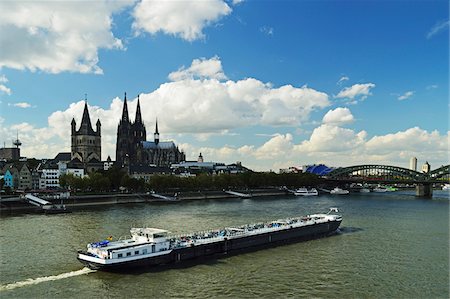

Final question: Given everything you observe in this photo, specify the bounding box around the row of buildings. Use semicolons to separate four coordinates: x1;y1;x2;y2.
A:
1;94;249;191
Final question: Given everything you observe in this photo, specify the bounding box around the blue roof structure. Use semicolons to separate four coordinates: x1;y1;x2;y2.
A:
305;164;334;176
142;141;176;149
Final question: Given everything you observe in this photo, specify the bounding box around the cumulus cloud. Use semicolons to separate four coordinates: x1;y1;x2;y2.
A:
336;83;375;101
296;124;367;153
398;91;414;101
0;1;132;74
426;19;449;39
168;56;227;81
0;84;11;95
322;107;354;125
2;57;328;160
132;0;232;41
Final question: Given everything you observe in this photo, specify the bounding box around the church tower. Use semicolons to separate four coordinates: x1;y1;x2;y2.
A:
154;119;160;145
132;95;146;158
71;101;101;163
116;93;147;166
116;93;132;166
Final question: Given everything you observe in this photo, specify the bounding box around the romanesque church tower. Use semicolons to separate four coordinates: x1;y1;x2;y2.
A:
116;93;146;166
71;102;101;163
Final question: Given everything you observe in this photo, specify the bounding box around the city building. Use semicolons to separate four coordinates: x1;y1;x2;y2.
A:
116;93;185;168
3;169;15;188
104;156;114;171
422;161;431;174
18;163;32;190
71;101;101;164
410;157;417;171
171;155;250;176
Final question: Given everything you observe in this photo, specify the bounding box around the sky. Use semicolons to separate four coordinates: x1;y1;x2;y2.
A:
0;0;448;171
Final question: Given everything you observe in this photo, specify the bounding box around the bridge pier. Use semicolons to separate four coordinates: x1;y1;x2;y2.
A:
416;183;433;198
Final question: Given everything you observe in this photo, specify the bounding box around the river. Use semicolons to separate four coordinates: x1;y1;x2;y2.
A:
1;190;448;298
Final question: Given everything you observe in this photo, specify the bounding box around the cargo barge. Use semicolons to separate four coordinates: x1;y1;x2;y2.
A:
77;208;342;271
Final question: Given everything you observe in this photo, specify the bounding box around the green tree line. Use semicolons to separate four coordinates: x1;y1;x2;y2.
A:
60;168;320;193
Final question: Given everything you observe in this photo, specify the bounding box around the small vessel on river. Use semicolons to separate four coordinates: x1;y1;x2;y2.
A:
294;188;318;196
77;208;342;271
330;187;349;195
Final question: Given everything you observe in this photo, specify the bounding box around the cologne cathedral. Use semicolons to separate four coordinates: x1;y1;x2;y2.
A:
116;93;185;167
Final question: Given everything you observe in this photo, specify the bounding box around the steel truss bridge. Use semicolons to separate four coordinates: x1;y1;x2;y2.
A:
326;164;449;184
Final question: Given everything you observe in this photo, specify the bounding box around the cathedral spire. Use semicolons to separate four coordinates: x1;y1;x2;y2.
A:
135;95;142;124
121;92;129;122
154;118;159;145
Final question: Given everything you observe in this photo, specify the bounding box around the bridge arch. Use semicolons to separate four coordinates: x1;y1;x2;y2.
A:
327;164;426;181
429;165;449;180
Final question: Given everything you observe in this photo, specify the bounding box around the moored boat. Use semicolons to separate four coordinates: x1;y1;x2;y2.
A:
294;188;318;196
373;186;387;193
77;208;342;271
330;187;349;195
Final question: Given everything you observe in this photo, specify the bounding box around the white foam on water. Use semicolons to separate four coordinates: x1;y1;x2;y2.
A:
0;267;96;291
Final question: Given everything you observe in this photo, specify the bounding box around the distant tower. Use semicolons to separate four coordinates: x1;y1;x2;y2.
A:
71;100;101;163
422;161;430;174
12;131;22;149
116;93;146;166
198;153;204;163
410;157;417;171
154;119;160;145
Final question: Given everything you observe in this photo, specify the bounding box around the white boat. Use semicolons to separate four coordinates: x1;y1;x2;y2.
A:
373;186;387;193
359;188;370;193
294;188;318;196
442;184;450;191
330;187;349;195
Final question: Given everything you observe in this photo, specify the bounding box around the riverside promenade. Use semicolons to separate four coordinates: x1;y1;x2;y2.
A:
0;188;287;214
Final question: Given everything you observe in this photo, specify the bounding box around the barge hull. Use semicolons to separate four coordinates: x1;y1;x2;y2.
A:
78;220;341;271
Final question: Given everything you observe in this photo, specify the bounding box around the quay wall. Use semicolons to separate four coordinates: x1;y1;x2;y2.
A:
0;188;288;214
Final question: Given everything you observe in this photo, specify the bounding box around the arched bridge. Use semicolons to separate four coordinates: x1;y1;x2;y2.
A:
327;164;449;183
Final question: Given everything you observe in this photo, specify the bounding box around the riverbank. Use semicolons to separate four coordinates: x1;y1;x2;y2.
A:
0;188;288;214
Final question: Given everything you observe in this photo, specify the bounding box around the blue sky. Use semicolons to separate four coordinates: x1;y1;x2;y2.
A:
0;0;448;171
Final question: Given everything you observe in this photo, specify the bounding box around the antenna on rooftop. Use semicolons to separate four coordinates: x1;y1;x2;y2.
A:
13;130;22;148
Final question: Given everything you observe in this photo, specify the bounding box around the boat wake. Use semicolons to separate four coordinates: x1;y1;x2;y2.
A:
0;267;96;292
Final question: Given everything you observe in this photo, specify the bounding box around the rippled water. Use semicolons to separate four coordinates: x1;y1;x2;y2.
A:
1;190;448;298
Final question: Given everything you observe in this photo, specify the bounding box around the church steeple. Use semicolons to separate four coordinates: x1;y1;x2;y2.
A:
135;95;142;124
121;92;129;123
79;101;94;134
154;119;159;145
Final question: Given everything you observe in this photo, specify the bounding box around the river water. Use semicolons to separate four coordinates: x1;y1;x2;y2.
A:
1;190;448;298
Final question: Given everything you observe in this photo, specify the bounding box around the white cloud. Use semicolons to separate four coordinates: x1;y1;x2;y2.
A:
398;91;414;101
322;107;354;125
168;56;227;81
260;26;274;36
0;84;11;95
0;74;11;94
13;102;31;108
336;83;375;101
0;1;132;74
232;0;245;5
337;76;349;85
426;84;438;90
296;124;367;153
365;127;448;154
254;134;293;159
132;0;232;41
426;20;449;39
